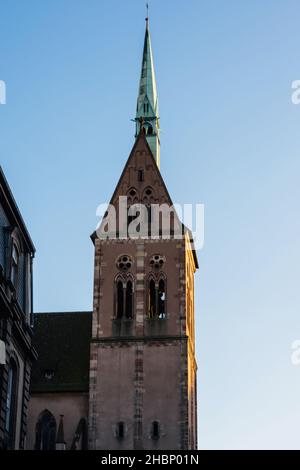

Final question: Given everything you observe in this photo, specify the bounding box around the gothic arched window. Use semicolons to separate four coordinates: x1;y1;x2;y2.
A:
5;358;18;449
35;410;56;450
70;418;88;450
116;280;124;319
143;187;154;205
10;244;19;287
148;278;156;319
126;280;133;319
115;274;134;320
151;420;160;440
158;279;166;319
147;276;167;320
116;421;125;439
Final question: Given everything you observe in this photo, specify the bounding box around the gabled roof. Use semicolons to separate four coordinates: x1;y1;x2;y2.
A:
109;130;173;207
91;132;199;269
31;311;92;393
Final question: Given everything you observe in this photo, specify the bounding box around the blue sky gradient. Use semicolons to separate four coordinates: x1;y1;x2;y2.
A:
1;0;300;449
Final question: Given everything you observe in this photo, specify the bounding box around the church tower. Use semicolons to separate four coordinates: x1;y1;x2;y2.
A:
88;17;198;450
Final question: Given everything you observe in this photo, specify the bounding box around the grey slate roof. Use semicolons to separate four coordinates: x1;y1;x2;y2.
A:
31;311;92;393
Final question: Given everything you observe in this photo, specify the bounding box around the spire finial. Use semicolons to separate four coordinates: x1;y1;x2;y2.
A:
135;2;160;167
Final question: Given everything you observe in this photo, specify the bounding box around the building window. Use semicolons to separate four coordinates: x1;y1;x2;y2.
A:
10;244;19;287
116;421;125;439
5;359;18;449
147;277;166;320
143;103;150;113
116;280;124;319
143;187;154;207
149;279;156;318
150;254;165;270
158;279;166;319
129;188;137;197
116;254;133;272
44;369;55;381
145;188;152;196
137;169;144;182
115;277;134;320
35;410;56;450
151;421;160;440
70;418;88;450
126;280;133;319
147;125;153;135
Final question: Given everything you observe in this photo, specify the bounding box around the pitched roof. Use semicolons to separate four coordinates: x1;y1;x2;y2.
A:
31;311;92;393
110;130;173;208
91;131;199;269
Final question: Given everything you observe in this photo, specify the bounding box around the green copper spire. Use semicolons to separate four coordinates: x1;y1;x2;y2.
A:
135;16;160;168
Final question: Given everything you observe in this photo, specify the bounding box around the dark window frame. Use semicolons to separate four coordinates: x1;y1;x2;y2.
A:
10;243;19;288
5;358;19;449
151;420;160;440
116;421;125;439
137;169;144;182
34;410;57;451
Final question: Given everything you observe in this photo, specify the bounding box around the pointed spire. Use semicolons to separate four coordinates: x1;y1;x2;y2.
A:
135;13;160;168
136;17;158;118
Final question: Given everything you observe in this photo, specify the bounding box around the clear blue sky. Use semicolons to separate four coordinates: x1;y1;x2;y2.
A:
1;0;300;450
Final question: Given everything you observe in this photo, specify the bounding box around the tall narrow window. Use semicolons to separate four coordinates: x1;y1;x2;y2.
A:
148;276;167;320
35;410;56;450
149;279;156;318
126;280;133;319
116;421;125;439
147;205;152;236
10;245;19;287
158;279;166;319
70;418;88;450
151;421;160;440
117;281;124;319
5;359;18;449
137;169;144;182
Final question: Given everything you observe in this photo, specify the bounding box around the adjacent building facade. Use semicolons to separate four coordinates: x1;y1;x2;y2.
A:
0;166;36;449
26;312;91;450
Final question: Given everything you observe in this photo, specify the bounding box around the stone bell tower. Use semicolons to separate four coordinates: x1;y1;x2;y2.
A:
88;17;198;451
